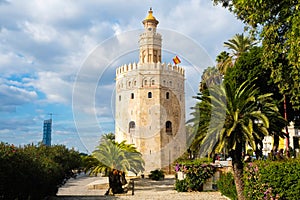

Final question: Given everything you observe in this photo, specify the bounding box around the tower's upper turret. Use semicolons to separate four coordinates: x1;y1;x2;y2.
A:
139;8;162;64
142;8;159;31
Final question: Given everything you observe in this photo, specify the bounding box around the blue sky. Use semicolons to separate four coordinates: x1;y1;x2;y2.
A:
0;0;244;153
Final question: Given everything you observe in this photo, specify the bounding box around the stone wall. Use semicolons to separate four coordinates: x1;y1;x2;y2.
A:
115;62;186;173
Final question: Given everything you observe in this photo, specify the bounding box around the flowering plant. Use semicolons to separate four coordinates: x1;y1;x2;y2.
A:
175;162;215;192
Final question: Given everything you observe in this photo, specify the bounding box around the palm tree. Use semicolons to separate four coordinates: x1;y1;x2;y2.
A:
188;66;222;154
199;66;222;92
224;33;256;60
115;141;145;175
84;137;144;194
100;133;115;142
198;80;285;200
187;90;211;154
216;51;233;75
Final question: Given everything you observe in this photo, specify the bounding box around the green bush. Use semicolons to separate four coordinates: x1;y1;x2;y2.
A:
217;172;237;200
174;162;215;192
243;159;300;200
175;157;212;166
149;169;165;181
175;179;189;192
0;142;82;199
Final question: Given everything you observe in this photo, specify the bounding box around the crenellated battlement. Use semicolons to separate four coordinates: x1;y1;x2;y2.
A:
116;62;185;77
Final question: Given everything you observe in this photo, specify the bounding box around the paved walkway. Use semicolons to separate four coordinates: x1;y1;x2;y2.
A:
52;174;228;200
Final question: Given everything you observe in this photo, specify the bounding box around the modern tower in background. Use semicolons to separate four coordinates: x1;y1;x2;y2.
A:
42;119;52;146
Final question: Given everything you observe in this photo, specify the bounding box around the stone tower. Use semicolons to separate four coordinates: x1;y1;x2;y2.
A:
115;8;186;173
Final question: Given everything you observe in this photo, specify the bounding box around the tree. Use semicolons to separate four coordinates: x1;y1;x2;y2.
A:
115;141;145;175
84;137;144;194
224;46;289;152
216;33;255;75
199;66;222;92
216;51;233;75
198;80;285;200
212;0;300;109
0;143;82;199
187;90;211;154
100;133;115;142
189;66;222;154
224;33;255;59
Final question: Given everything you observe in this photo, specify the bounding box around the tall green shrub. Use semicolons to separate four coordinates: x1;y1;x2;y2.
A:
217;172;237;200
0;142;82;199
244;159;300;200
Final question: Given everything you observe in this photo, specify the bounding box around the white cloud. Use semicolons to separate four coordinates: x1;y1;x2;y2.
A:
22;21;58;43
21;0;82;24
0;129;10;134
25;71;72;104
0;78;38;112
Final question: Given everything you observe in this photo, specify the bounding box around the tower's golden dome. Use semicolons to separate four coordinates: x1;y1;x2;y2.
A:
143;8;159;25
145;8;156;20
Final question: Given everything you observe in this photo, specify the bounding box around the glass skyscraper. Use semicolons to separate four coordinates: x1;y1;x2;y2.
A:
42;119;52;146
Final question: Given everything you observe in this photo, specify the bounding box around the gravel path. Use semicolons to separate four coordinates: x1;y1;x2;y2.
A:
53;175;228;200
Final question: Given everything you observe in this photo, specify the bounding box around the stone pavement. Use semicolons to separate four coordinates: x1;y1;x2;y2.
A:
52;174;228;200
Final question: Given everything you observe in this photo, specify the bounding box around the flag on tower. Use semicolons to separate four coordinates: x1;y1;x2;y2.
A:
173;55;181;65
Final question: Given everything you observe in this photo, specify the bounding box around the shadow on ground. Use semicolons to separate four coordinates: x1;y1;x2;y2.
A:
133;177;175;192
49;195;119;200
54;176;176;199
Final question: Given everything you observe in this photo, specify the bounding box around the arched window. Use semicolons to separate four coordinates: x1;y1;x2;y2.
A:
163;80;166;85
166;121;172;135
129;121;135;133
169;81;172;87
144;80;147;86
128;81;131;87
151;80;155;85
148;92;152;98
134;81;137;86
119;95;121;101
166;92;170;99
131;93;134;99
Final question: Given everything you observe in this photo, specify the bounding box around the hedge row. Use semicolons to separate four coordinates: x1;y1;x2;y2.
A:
243;159;300;200
0;142;82;200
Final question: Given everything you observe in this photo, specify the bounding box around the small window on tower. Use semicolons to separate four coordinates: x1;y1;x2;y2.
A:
166;92;170;99
119;95;121;101
166;121;172;135
144;80;147;86
148;92;152;98
131;93;134;99
129;121;135;133
152;80;155;85
128;81;131;87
